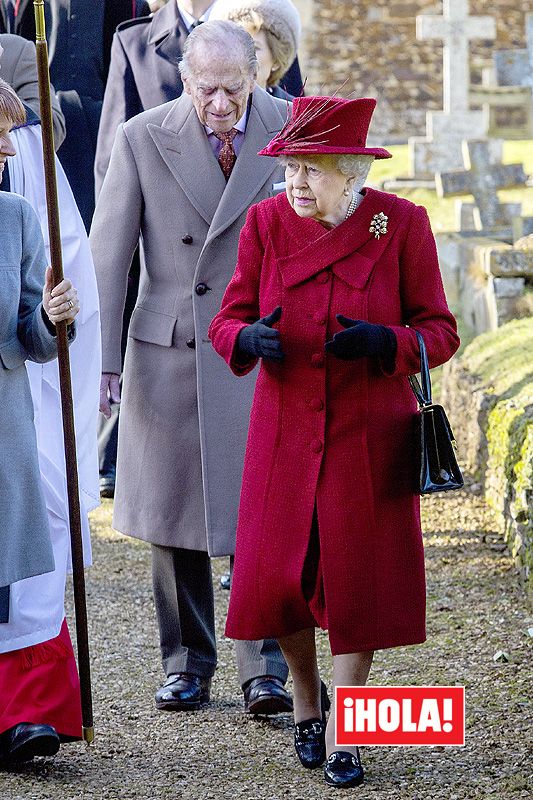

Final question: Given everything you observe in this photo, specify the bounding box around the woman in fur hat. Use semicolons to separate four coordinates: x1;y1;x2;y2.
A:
210;0;301;97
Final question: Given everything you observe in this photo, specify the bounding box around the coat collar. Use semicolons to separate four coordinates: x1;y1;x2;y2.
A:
275;189;401;289
147;87;287;235
147;0;185;45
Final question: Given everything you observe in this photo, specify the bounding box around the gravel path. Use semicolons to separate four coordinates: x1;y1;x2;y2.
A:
2;477;531;799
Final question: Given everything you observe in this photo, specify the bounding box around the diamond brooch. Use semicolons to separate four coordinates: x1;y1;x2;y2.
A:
369;212;388;239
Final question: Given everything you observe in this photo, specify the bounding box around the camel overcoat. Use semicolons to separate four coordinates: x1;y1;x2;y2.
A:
0;193;58;587
209;190;460;654
90;88;288;555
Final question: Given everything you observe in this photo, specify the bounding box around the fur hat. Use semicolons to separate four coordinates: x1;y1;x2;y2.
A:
258;96;392;159
210;0;301;85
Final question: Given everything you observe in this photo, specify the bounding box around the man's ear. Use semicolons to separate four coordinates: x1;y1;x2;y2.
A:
182;77;192;96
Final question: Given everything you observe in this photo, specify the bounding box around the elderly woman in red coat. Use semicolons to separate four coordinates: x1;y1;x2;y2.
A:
209;96;459;789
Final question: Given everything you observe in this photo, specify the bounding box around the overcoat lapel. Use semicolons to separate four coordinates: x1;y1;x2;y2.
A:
147;0;186;99
147;96;226;226
277;189;402;288
205;88;286;245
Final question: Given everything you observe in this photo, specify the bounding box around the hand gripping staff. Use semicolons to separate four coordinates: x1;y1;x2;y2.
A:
33;0;94;745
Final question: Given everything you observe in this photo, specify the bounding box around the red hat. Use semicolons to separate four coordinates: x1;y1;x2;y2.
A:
258;96;392;159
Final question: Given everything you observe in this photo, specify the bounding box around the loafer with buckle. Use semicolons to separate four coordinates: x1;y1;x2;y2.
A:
324;749;364;788
294;717;326;768
155;673;211;711
0;723;60;763
243;676;293;715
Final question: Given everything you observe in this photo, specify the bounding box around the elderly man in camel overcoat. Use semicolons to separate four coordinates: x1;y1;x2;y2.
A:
90;20;292;714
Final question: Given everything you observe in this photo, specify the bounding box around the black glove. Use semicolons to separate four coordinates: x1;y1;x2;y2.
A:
237;306;285;362
325;315;397;361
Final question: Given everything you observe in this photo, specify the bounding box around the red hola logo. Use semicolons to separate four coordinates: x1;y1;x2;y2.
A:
335;686;465;746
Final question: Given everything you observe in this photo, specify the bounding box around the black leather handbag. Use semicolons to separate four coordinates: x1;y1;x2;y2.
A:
409;330;464;495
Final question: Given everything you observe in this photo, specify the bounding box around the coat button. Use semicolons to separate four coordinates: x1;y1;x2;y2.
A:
313;312;327;325
182;234;193;244
311;353;325;368
309;398;324;412
310;439;323;453
316;272;330;284
186;337;195;349
195;282;210;296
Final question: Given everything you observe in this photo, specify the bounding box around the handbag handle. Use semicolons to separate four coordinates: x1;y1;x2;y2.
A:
408;330;432;407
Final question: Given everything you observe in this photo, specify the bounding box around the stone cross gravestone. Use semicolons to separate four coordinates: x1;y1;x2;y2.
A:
494;13;533;89
436;140;527;230
409;0;497;177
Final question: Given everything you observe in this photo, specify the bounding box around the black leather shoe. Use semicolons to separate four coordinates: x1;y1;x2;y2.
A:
0;723;60;763
155;673;211;711
99;471;115;499
243;676;293;715
294;718;326;768
220;573;231;590
324;750;364;788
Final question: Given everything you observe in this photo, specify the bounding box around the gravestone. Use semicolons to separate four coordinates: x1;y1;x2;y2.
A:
474;14;533;140
494;13;533;89
436;140;527;232
469;86;533;140
409;0;497;177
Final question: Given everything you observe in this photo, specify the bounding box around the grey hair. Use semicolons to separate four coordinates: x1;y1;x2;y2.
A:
278;153;374;191
337;154;374;190
178;20;258;80
209;0;301;87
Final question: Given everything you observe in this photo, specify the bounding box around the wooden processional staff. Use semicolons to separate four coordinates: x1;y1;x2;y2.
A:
33;0;94;744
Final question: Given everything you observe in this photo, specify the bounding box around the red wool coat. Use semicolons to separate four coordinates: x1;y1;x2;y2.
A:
209;188;459;654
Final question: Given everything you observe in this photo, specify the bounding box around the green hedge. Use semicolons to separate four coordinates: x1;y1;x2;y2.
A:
460;318;533;592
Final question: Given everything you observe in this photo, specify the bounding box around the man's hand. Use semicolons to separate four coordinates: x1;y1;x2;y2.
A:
100;373;121;418
237;306;285;362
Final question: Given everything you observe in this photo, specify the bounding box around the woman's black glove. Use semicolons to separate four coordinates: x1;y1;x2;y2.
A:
325;315;397;361
237;306;285;362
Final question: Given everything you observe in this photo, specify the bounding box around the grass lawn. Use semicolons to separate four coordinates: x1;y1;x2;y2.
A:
369;140;533;233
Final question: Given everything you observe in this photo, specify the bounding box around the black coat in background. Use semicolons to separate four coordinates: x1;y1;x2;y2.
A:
94;0;303;194
0;0;150;229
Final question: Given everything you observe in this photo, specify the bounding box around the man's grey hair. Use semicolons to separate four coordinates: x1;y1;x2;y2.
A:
178;20;258;80
279;153;374;191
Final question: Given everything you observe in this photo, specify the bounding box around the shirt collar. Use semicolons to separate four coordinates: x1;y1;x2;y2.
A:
204;108;248;137
177;2;214;31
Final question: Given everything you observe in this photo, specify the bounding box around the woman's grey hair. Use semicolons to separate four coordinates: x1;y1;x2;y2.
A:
279;153;374;191
209;0;301;87
178;20;258;80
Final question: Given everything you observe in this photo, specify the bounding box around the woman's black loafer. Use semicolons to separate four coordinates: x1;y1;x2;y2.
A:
294;718;326;768
324;749;364;788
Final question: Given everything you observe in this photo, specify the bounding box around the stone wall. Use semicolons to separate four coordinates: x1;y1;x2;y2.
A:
441;318;533;595
294;0;532;142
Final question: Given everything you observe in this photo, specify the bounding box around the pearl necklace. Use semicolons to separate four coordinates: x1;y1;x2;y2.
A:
345;190;362;220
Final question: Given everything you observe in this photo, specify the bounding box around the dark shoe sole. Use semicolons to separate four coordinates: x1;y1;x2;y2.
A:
324;772;364;788
155;693;210;712
246;694;294;715
8;733;60;763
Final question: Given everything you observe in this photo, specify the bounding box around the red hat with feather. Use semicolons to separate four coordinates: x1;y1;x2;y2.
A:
258;96;392;159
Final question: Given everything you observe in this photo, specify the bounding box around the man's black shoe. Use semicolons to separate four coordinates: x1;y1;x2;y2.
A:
0;723;60;763
155;673;211;711
243;676;293;715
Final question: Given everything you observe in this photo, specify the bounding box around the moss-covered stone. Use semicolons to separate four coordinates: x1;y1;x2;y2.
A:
442;318;533;593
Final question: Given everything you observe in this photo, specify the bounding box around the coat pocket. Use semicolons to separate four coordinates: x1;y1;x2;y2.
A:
128;306;177;347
